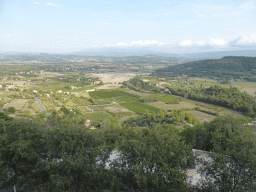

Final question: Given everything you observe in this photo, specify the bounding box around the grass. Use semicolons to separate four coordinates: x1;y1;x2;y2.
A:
83;112;111;121
158;95;180;104
119;102;161;114
186;111;216;121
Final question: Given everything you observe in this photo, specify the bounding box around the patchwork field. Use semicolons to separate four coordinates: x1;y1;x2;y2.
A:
83;112;111;121
3;99;28;110
88;103;130;113
89;90;127;99
142;94;180;104
186;111;216;122
125;90;152;97
147;100;197;110
119;102;161;114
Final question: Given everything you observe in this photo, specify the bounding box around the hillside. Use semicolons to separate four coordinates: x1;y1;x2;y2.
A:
155;56;256;81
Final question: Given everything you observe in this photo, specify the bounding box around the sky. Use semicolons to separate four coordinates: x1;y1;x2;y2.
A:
0;0;256;53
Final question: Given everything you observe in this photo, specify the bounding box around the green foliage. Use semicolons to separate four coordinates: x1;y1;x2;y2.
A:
123;76;163;93
99;81;104;85
110;128;193;191
196;118;256;191
123;111;199;128
0;119;112;191
7;107;15;114
156;56;256;81
180;115;250;151
0;112;13;121
167;85;256;117
141;94;180;104
59;105;73;115
22;111;31;118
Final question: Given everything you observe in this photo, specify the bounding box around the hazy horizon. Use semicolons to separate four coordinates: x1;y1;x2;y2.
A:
0;0;256;54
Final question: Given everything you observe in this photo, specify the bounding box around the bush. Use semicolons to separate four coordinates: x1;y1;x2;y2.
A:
23;111;31;118
8;107;15;113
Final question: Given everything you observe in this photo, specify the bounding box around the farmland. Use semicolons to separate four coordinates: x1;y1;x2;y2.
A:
119;102;161;114
0;54;255;127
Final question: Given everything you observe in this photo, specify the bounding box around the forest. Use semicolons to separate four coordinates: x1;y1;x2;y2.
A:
0;110;255;191
166;85;256;117
155;56;256;81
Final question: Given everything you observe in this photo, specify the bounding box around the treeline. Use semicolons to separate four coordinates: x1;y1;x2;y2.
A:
0;112;256;191
155;56;256;81
123;110;199;129
167;85;256;117
122;76;162;93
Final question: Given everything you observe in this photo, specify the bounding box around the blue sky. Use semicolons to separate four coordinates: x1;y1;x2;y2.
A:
0;0;256;53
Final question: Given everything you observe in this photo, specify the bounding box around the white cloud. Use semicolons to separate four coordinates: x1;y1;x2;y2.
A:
33;1;40;5
46;2;58;6
179;39;227;47
116;42;126;46
208;39;227;46
179;40;192;46
230;34;256;47
130;40;164;46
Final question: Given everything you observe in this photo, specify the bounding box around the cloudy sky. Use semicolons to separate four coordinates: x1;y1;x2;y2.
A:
0;0;256;53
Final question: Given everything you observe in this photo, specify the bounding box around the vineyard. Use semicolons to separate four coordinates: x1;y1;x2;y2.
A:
89;90;127;99
142;94;180;104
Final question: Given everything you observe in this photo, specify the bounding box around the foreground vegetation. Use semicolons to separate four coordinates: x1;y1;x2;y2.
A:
1;54;256;191
0;111;255;191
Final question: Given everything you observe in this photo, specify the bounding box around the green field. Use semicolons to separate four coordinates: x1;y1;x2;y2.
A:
89;90;127;99
120;102;161;114
115;95;140;103
142;94;180;104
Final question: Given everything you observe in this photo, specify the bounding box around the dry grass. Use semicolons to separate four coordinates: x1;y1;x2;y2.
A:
147;100;197;110
125;90;152;97
88;103;131;113
104;104;131;113
3;99;28;110
186;111;216;121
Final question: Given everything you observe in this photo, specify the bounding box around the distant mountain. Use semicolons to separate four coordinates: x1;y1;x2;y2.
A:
70;48;256;59
155;56;256;81
70;47;180;57
1;49;256;59
179;50;256;59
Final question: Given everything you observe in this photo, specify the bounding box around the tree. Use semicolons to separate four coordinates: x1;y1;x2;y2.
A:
7;107;15;114
0;120;48;191
99;81;104;85
110;128;193;191
196;118;256;192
